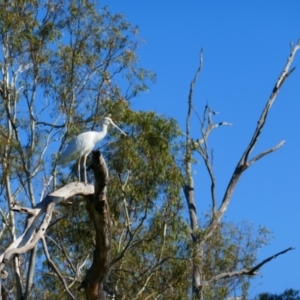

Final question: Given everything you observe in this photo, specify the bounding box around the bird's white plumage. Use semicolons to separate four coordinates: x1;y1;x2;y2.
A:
58;131;106;166
57;117;126;183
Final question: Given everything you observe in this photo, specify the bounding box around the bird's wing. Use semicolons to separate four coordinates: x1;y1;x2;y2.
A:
58;132;98;167
58;138;82;166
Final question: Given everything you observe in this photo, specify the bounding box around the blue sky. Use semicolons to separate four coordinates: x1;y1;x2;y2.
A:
102;1;300;297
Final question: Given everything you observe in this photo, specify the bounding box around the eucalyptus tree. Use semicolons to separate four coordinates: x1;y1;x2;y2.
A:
0;1;189;299
0;0;163;298
0;1;298;299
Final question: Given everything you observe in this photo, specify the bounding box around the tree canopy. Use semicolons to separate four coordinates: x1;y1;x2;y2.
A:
255;289;300;300
0;1;298;299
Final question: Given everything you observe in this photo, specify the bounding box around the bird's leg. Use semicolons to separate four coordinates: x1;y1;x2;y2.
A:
78;157;81;182
83;155;88;184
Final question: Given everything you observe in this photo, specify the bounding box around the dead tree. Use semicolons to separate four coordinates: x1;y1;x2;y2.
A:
184;42;300;298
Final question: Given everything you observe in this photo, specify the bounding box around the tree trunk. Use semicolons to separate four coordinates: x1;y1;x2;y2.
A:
79;151;112;300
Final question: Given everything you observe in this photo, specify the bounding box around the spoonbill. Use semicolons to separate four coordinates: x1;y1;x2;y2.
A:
58;117;126;183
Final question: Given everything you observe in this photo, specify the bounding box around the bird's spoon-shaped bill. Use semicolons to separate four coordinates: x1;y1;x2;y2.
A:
110;120;127;136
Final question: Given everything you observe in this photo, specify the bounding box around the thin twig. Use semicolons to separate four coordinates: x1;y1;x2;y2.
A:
207;247;294;283
42;237;76;300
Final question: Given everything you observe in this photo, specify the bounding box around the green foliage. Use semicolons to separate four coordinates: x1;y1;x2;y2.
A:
255;289;300;300
200;221;270;299
0;0;155;201
47;105;191;299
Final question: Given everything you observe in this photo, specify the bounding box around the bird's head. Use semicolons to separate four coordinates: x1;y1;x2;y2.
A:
103;116;113;125
104;117;126;136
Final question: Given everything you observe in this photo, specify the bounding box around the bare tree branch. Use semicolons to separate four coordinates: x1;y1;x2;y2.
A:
110;197;149;266
58;235;77;275
247;140;285;167
194;106;232;215
200;42;300;248
42;237;76;300
0;183;94;271
183;48;204;298
207;247;294;284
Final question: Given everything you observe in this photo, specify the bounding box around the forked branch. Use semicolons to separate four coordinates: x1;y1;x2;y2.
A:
193;106;232;213
0;183;94;272
42;237;75;300
202;41;300;246
207;247;294;284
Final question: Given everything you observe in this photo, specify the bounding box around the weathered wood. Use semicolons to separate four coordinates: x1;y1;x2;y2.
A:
79;150;112;300
0;182;94;272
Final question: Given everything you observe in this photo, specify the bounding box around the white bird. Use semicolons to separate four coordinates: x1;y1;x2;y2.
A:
58;117;126;183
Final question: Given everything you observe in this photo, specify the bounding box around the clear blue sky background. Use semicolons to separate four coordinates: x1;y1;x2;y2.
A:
102;1;300;298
